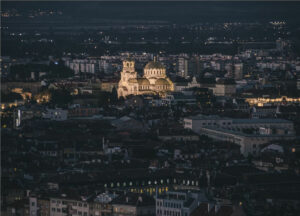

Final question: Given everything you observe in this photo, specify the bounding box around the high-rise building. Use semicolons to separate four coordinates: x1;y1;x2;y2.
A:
234;63;243;80
188;56;202;78
224;63;233;78
177;57;189;79
297;76;300;90
276;39;288;51
65;59;99;74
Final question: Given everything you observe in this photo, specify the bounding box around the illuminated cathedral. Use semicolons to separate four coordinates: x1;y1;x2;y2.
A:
118;59;174;98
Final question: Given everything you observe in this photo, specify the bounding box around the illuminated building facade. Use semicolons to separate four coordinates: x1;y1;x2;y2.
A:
118;59;174;98
245;96;300;107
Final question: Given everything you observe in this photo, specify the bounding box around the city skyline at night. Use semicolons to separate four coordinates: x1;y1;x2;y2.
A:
1;1;300;216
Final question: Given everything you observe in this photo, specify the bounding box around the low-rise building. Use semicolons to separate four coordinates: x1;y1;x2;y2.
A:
42;109;68;121
156;190;207;216
29;196;50;216
162;92;197;106
49;194;89;216
184;115;295;156
198;126;295;156
212;79;236;97
111;193;155;216
158;129;199;142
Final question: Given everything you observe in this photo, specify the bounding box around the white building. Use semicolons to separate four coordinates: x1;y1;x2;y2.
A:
234;63;243;80
42;108;68;121
177;57;189;79
162;92;197;106
29;197;38;216
184;115;295;156
50;195;89;216
212;79;236;97
156;190;207;216
65;59;99;74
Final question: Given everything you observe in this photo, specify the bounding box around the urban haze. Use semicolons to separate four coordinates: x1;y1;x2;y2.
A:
1;1;300;216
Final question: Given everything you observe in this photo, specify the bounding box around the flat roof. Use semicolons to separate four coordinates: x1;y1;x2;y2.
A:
201;126;295;138
232;118;292;124
185;115;292;124
185;115;231;121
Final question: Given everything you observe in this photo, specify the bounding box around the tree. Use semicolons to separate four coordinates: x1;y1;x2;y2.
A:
9;62;74;81
49;89;72;107
110;87;118;104
97;92;111;107
1;92;23;102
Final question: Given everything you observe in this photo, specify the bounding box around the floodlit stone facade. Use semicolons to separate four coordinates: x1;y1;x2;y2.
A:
118;59;174;98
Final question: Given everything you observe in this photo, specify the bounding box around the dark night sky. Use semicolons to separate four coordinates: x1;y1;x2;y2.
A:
2;1;300;24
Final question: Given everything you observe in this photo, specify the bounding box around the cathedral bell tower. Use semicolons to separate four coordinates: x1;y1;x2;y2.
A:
118;59;138;98
121;60;137;80
122;60;135;73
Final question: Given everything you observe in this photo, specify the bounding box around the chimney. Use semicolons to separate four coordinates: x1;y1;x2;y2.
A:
102;137;106;151
207;203;214;213
215;204;220;213
138;196;143;203
206;170;210;187
126;196;129;203
26;190;31;197
207;203;210;213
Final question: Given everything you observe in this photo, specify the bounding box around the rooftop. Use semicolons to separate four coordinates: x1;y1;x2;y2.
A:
111;193;155;206
144;61;165;70
201;126;295;138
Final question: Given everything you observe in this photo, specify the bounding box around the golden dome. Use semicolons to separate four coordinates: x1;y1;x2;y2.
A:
128;78;138;83
145;61;165;69
137;78;150;85
155;78;170;85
